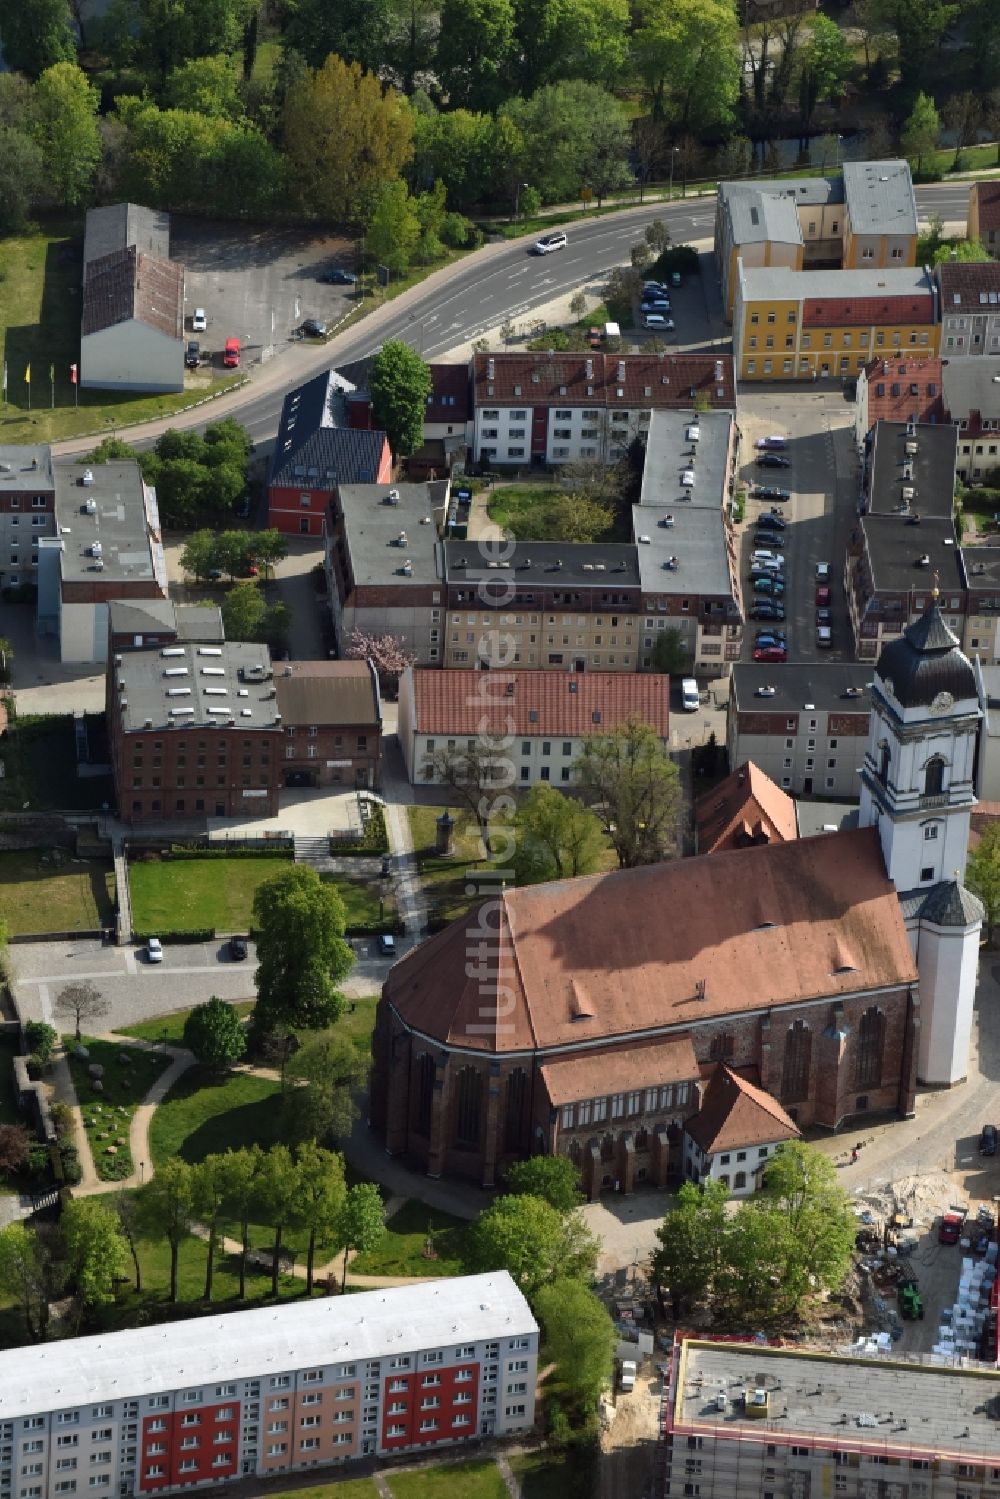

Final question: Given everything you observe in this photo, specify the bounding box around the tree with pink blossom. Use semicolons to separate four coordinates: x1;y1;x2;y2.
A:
345;629;416;696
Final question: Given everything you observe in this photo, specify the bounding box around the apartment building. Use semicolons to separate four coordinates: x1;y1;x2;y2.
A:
941;359;1000;479
937;261;1000;356
727;664;872;798
968;179;1000;260
716;160;918;320
323;480;449;664
36;462;168;664
268;369;392;537
854;356;1000;481
848;420;962;659
633;409;743;678
397;666;669;785
0;445;55;591
0;1274;536;1499
108;641;283;822
854;356;944;444
471;352;735;467
661;1337;1000;1499
440;539;642;671
274;658;382;790
734;264;938;382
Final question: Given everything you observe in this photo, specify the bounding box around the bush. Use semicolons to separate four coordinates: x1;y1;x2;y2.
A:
335;807;389;855
26;1055;44;1081
60;1144;82;1186
442;211;475;247
50;1101;75;1140
25;1020;57;1066
26;1145;50;1182
165;844;293;859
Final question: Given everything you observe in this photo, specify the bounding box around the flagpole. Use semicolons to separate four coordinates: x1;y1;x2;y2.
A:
50;366;54;410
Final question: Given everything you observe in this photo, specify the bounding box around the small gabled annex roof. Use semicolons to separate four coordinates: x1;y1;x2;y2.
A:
685;1063;800;1155
695;762;798;855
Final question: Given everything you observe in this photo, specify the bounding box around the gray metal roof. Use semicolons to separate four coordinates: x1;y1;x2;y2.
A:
732;662;872;715
725;187;803;246
84;203;170;265
340;482;445;587
866;419;957;520
739;264;931;303
112;641;280;733
107;600;225;642
0;445;54;490
842;159;917;237
794;800;860;837
633;409;738;600
941;356;1000;419
639;409;734;511
54;461;166;588
443;540;641;589
875;597;977;707
897;879;984;926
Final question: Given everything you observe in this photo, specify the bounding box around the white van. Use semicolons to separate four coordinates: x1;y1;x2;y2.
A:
681;678;700;712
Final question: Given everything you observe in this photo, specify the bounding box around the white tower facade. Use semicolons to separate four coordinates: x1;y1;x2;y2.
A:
858;596;983;1084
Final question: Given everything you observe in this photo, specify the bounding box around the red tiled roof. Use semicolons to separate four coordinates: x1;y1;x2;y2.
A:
82;246;184;339
685;1063;800;1155
695;761;798;854
427;364;470;422
803;293;935;328
973;181;1000;232
473;352;735;409
383;828;918;1053
936;261;1000;304
408;667;670;738
542;1034;698;1106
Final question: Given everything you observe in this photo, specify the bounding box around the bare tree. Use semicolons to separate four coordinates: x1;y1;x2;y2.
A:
943;92;981;170
55;982;109;1043
430;740;513;857
633;117;667;201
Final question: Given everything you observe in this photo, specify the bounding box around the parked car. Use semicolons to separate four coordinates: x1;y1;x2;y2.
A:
982;1124;998;1156
643;279;669;294
750;549;784;568
750;601;786;620
816;625;833;648
753;575;785;595
191;307;207;332
641;296;671;312
758;510;786;529
755;632;787;648
755;435;787;450
588;326;603;348
229;935;248;961
753;485;790;502
681;678;700;711
532;231;567;255
754;644;788;662
223;336;241;367
753;531;785;549
300;318;327;338
815;561;831;581
318;267;356;284
757;453;791;469
643;313;675;331
185;340;200;369
816;584;832;607
378;934;397;956
146;937;163;963
816;606;831;625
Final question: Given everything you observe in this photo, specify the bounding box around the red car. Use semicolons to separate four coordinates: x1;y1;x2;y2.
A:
816;584;831;607
753;645;787;663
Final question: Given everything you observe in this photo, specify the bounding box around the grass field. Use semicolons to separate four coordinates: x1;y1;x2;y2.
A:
0;849;115;935
324;874;396;931
510;1447;596;1498
149;1066;284;1167
117;1002;256;1046
388;1462;508;1499
350;1198;471;1279
66;1038;172;1181
0;716;113;814
407;806;495;925
129;855;292;934
252;1484;378;1499
0;219;241;445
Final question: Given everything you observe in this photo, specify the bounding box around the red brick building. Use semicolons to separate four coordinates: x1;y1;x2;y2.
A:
274;658;382;789
371;829;919;1197
267;369;392;538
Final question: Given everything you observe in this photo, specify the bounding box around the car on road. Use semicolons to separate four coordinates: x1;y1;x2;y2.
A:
146;937;163;964
532;231;567;255
757;453;791;469
192;307;207;332
300;318;327;338
185;340;200;369
223;336;241;368
643;313;675;331
981;1123;997;1156
750;601;786;620
753;485;790;502
318;268;356;284
816;584;832;607
753;530;785;548
229;935;248;961
755;435;787;450
754;644;787;663
758;510;786;529
753;575;785;595
378;934;396;956
816;562;831;581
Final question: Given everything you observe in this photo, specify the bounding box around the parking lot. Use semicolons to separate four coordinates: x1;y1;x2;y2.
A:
170;216;359;375
736;389;861;666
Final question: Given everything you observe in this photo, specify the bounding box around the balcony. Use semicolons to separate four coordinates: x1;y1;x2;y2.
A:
920;793;949;809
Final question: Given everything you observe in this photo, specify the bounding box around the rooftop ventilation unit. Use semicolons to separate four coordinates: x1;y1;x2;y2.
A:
905;440;918;455
169;707;194;717
197;647;222;657
686;424;701;443
401;560;412;576
206;706;231;716
163;666;189;678
663;555;679;570
204;687;228;696
201;666;226;676
681;469;695;487
661;514;675;528
385;488;400;505
638;534;651;544
84;498;97;515
90;541;102;557
166;687;192;698
715;361;724;382
93;559;104;571
917;553;931;567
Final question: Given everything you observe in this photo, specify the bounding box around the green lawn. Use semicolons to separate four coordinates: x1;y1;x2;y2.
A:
0;219;241;444
350;1198;471;1279
340;997;378;1056
254;1484;378;1499
388;1461;508;1499
117;1001;256;1046
408;806;496;926
510;1448;597;1498
0;716;113;814
65;1037;172;1181
129;854;293;935
0;849;115;935
149;1066;284;1167
324;874;396;931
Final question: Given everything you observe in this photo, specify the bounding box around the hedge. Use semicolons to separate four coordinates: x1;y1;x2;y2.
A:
333;807;388;855
164;844;293;859
132;927;215;944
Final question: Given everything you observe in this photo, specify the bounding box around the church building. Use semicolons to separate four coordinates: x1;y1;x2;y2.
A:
369;597;983;1198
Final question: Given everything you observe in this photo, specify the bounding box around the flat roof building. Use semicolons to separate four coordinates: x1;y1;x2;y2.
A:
0;443;56;592
727;663;872;798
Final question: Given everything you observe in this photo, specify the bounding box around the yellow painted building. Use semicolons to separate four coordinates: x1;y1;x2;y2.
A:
734;263;939;382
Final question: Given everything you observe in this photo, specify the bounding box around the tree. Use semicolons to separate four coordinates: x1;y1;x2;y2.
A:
534;1278;615;1419
505;1155;583;1212
221;1145;263;1299
365;180;421;275
179;530;218;581
87;435;135;464
504;81;632;206
943;92;980;170
290;1142;346;1293
0;1125;31;1178
798;14;850;133
369;340;432;459
118;0;259;82
386;0;440;93
580;102;633;206
139;1157;193;1303
251;529;288;579
575;718;682;869
56;981;109;1043
0;126;44;234
0;0;76;79
874;0;957;91
183;998;246;1073
221;582;267;643
61;1199;130;1309
0;1223;47;1339
634;0;740;134
755;1141;855;1312
854;0;892;74
512;783;606;885
115;1189;143;1293
509;490;614;544
430;740;509;857
437;0;516;110
509;0;628;92
254;1143;298;1295
569;291;587;320
164;54;243;118
282;1029;369;1147
32;63;101;209
252;866;354;1045
283;54;414;223
335;1182;385;1291
900;91;941;176
967;822;1000;943
651;1178;729;1316
345;628;416;695
190;1154;230;1301
281;0;394;72
650;627;692;676
467;1193;598;1298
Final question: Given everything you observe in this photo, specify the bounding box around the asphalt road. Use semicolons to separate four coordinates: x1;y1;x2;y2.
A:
54;183;970;460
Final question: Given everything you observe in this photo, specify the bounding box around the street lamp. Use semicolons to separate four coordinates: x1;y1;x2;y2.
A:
835;133;844;170
514;181;529;223
669;146;680;200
